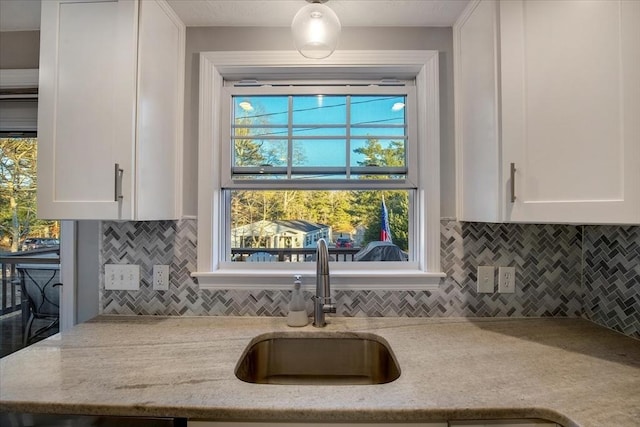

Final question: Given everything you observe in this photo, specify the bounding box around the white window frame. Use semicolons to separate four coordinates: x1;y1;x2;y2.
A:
193;51;444;291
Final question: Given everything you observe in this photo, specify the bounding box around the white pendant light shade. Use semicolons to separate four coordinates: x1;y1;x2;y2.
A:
291;1;341;59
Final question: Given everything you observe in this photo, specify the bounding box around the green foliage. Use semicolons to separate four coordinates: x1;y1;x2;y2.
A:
351;137;409;250
353;138;405;170
356;190;409;251
0;138;57;252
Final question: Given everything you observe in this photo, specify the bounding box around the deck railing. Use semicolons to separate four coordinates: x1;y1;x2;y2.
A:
0;248;60;317
231;247;361;262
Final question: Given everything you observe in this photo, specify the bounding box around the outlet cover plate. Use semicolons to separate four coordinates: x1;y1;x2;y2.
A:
498;266;516;293
105;264;140;291
153;265;170;291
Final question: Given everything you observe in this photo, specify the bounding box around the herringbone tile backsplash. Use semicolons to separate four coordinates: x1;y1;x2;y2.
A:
583;225;640;339
100;220;639;339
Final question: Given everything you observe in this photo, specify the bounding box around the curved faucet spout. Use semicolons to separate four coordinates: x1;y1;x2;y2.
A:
313;238;336;327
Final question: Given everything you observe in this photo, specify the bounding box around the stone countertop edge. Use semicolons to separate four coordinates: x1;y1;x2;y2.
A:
1;316;639;427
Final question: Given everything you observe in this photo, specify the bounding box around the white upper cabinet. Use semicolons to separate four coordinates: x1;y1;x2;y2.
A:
455;0;640;224
37;0;185;220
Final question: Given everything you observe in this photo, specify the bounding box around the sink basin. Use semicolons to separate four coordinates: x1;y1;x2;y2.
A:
235;332;400;385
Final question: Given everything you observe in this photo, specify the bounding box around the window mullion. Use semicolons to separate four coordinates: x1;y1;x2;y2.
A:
287;95;293;179
346;95;351;179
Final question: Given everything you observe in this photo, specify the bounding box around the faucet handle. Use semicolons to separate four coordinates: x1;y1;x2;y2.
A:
323;302;337;314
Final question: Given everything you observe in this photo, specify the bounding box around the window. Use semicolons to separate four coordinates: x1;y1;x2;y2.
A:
0;136;60;253
223;87;414;263
194;51;444;290
0;72;60;253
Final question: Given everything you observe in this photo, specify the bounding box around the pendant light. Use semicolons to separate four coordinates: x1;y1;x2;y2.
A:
291;0;341;59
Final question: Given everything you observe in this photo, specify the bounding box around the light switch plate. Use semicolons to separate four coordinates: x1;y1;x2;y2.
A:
498;266;516;293
105;264;140;291
477;266;495;293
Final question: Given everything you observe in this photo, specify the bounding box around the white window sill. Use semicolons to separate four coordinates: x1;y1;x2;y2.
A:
192;264;445;291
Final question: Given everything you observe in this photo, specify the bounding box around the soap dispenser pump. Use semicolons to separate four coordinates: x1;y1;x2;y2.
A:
287;275;308;327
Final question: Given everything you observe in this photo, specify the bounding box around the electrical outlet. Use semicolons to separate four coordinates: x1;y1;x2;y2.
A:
105;264;140;291
153;265;170;291
498;266;516;293
477;266;495;293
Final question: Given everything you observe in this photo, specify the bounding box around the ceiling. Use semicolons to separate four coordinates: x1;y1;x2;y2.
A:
0;0;469;31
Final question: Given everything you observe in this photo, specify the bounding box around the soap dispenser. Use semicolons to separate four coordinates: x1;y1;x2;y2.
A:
287;275;308;327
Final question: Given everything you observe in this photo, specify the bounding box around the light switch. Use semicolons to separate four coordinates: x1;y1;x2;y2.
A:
477;266;495;293
105;264;140;291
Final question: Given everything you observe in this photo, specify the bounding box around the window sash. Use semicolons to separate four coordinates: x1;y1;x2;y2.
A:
222;188;416;263
221;85;418;189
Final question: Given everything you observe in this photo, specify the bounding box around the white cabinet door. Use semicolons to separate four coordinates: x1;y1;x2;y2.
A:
134;0;184;220
454;0;640;225
38;0;136;220
454;0;502;222
37;0;184;220
501;0;640;224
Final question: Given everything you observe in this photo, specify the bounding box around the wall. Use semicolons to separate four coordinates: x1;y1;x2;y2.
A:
99;220;638;339
76;221;100;323
583;226;640;338
181;26;456;218
0;31;39;69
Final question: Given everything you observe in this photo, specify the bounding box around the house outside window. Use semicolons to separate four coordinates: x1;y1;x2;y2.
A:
194;51;444;290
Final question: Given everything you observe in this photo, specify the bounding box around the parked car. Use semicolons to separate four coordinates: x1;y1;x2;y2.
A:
354;241;408;261
335;238;354;248
21;238;60;251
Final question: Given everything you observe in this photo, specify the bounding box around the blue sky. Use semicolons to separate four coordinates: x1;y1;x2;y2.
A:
233;95;406;168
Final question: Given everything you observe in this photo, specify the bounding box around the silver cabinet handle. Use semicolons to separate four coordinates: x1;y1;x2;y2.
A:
114;163;124;202
510;162;516;203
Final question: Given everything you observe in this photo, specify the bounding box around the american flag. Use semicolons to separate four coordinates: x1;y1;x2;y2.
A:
380;196;392;243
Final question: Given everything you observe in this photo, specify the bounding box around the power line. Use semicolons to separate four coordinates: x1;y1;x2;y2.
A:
237;95;404;121
233;117;406;139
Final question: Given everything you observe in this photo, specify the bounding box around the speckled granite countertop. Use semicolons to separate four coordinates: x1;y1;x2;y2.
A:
1;316;639;426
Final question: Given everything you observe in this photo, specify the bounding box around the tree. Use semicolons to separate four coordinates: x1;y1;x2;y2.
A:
351;137;409;250
353;138;405;171
355;190;408;251
0;138;42;251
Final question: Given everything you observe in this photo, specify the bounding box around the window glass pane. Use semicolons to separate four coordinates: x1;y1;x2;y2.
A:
351;139;406;169
292;127;345;137
233;96;288;125
228;189;410;263
233;139;288;167
292;96;346;125
350;127;406;137
233;127;288;138
292;139;346;167
351;95;406;126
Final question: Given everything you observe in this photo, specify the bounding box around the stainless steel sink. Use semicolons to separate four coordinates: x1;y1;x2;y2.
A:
235;332;401;385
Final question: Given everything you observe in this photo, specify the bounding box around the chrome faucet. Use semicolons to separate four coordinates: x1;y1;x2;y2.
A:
313;238;336;327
